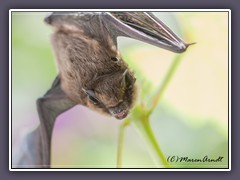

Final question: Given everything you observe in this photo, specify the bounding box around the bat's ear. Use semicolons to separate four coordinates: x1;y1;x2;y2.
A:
120;69;128;87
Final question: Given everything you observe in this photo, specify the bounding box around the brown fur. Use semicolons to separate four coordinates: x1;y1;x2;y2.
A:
50;19;137;117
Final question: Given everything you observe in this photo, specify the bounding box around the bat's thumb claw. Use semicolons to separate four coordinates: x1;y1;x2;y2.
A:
185;42;197;47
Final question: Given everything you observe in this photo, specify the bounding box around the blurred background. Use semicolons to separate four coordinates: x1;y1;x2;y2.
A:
12;11;229;168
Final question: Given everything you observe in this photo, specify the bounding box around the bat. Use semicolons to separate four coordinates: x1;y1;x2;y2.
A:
15;12;193;168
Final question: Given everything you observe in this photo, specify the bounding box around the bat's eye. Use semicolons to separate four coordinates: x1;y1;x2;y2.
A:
82;88;100;105
111;57;119;62
88;95;99;105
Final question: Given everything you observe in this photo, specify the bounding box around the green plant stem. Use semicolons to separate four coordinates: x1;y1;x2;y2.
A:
116;119;130;168
130;54;186;168
132;114;170;168
117;53;186;168
149;54;185;115
142;119;170;167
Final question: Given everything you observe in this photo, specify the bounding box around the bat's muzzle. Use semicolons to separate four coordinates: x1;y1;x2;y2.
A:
109;106;129;120
114;110;129;120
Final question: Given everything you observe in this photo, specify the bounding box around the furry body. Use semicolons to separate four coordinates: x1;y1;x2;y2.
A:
50;16;137;118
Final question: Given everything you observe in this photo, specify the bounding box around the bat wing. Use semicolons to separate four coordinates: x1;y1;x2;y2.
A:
14;76;76;168
103;12;194;53
36;76;77;167
45;11;194;53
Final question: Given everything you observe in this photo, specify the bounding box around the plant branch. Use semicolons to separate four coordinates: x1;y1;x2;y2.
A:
148;54;185;115
116;119;130;168
132;112;170;168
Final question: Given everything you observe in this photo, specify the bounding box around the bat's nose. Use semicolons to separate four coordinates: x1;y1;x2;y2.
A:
115;110;128;120
108;107;129;120
110;110;128;120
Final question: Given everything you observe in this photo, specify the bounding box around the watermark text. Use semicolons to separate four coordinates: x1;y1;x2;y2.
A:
167;155;224;163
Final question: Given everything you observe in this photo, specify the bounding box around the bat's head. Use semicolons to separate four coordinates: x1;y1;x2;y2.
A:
82;69;137;120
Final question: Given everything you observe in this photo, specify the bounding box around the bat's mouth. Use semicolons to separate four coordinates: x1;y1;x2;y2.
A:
114;110;129;120
107;12;194;53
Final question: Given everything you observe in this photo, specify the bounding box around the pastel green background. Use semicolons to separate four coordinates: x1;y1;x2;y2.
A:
12;12;229;168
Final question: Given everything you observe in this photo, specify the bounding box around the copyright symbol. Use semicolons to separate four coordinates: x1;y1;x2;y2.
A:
167;156;176;163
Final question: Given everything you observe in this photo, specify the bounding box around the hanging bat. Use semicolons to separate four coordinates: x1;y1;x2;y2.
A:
15;12;193;168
